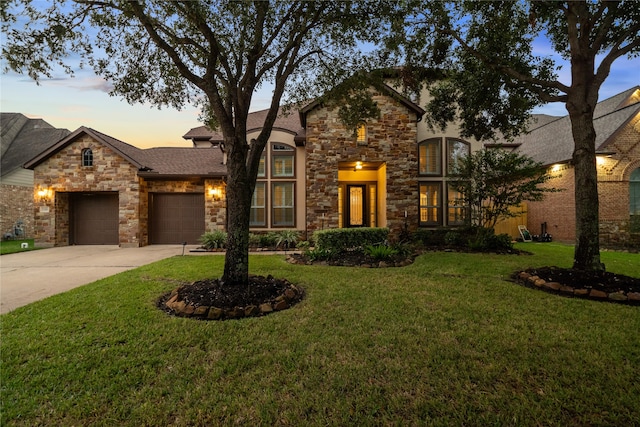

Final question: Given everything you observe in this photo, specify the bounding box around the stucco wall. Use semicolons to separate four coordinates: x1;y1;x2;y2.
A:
305;89;420;236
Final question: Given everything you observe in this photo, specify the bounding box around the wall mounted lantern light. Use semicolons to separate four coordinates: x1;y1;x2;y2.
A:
208;186;223;201
354;161;363;172
36;186;51;202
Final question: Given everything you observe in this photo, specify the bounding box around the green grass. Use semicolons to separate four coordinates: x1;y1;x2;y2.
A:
0;239;37;255
1;243;639;426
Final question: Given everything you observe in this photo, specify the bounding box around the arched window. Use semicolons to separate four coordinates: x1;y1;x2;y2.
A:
630;168;640;232
418;138;441;176
82;148;93;167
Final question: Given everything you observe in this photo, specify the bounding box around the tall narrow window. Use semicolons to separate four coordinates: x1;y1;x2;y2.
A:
419;183;441;225
82;148;93;167
418;139;441;176
447;139;470;174
257;154;266;177
356;122;367;145
447;184;466;225
250;183;266;227
630;168;640;232
272;182;294;226
272;143;294;177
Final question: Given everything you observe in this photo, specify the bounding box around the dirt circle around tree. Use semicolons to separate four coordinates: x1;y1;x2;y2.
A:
157;275;304;320
512;266;640;305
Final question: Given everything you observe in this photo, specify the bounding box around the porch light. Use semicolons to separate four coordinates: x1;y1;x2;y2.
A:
354;161;363;171
36;186;51;202
208;186;223;200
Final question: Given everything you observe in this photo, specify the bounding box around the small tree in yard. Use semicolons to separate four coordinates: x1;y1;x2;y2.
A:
450;148;556;230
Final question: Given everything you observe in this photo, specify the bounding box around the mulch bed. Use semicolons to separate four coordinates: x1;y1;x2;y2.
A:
512;266;640;305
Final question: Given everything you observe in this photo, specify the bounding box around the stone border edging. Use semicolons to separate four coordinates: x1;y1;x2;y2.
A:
161;283;304;320
514;271;640;305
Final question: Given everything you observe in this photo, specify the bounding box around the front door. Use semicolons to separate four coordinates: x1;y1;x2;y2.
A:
346;185;367;227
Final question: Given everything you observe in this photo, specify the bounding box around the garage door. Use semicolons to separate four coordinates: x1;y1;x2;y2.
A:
150;193;205;244
72;193;119;245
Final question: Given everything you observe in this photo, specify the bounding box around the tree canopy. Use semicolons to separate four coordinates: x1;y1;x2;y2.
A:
385;0;640;271
1;0;391;284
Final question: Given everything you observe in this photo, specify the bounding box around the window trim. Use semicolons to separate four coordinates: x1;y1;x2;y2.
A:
419;182;442;226
271;143;295;178
418;138;442;177
250;182;267;227
82;148;93;167
446;138;470;175
271;181;295;227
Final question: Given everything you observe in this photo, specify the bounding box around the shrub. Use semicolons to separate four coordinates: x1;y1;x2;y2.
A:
296;240;310;251
259;232;278;248
248;233;261;248
199;230;227;250
467;227;513;252
304;247;336;261
364;244;398;261
275;230;300;250
313;228;389;253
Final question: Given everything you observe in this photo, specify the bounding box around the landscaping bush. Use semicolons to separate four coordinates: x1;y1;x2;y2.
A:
259;232;278;248
275;230;300;250
364;244;398;261
199;230;227;250
313;227;389;253
468;227;514;252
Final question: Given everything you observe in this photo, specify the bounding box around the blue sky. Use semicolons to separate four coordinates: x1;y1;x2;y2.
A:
1;40;638;148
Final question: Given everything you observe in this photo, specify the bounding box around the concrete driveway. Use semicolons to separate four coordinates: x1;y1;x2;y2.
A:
0;245;203;314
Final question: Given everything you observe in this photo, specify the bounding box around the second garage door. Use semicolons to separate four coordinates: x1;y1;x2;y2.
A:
71;192;119;245
150;193;205;244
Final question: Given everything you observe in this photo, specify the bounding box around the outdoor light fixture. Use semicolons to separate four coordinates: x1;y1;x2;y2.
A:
208;186;223;200
36;186;51;202
354;161;363;171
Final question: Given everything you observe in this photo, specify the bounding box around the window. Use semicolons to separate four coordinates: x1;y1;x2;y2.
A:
631;168;640;232
257;154;266;177
82;148;93;167
272;182;294;226
418;139;441;176
419;183;441;225
356;123;367;145
447;139;470;174
250;183;266;227
272;143;294;177
447;185;466;225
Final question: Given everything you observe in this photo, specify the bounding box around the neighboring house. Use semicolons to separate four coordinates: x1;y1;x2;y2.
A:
0;113;70;239
512;86;640;247
24;127;226;246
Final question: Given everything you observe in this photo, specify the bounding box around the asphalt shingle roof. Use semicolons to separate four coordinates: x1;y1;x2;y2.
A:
1;113;70;177
514;87;640;165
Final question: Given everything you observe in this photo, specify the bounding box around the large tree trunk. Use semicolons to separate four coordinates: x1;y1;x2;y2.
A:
567;101;605;272
222;136;252;285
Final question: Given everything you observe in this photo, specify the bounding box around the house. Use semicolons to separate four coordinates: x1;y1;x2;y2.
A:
1;113;70;239
512;86;640;247
24;127;226;246
23;83;637;248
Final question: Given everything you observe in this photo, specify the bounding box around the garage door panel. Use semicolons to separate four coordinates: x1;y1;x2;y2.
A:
72;193;119;245
151;193;205;244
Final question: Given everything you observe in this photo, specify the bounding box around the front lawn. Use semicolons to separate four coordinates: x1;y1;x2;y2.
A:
0;239;37;255
1;243;638;426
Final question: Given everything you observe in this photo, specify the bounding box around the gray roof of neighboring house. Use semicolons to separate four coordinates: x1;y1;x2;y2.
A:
183;106;305;144
1;113;71;177
514;86;640;165
24;126;225;177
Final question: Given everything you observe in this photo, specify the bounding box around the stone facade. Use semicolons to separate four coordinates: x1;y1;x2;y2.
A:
305;89;420;236
0;184;33;239
33;135;141;247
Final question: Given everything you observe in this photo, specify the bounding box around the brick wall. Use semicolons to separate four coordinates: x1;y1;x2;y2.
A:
305;89;420;236
526;114;640;248
33;135;141;247
0;184;33;239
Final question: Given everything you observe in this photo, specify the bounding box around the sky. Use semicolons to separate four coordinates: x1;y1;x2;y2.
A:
1;36;639;149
